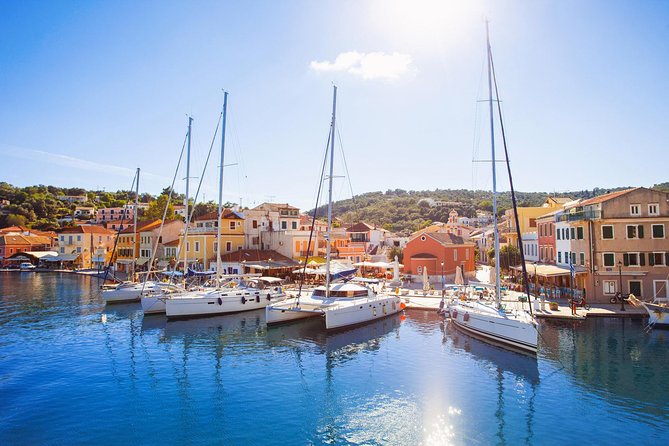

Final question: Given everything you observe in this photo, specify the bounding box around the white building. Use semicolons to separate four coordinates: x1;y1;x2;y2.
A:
521;231;538;262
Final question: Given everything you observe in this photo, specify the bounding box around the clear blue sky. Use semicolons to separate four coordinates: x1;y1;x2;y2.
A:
1;0;667;210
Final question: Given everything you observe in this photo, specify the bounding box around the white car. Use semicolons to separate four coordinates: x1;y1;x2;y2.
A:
19;262;36;270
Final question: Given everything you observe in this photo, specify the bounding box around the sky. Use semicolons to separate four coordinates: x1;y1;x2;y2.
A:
1;0;668;211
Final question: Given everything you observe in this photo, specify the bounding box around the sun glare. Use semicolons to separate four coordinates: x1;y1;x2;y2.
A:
368;0;483;52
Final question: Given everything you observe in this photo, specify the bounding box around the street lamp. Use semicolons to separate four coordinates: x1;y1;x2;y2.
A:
617;260;625;311
440;261;445;296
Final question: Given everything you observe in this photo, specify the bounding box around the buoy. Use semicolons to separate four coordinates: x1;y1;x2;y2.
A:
399;302;406;310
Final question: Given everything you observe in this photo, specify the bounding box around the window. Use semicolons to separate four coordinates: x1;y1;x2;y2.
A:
571;252;576;264
529;218;536;228
577;227;584;240
652;224;664;239
603;253;615;267
77;235;81;242
186;242;190;252
466;249;470;260
648;203;659;216
226;241;232;251
281;221;287;230
550;248;554;261
603;280;616;295
565;228;570;240
194;241;200;252
292;221;297;230
453;250;458;261
417;266;422;274
570;228;575;239
580;252;585;266
558;252;562;263
602;225;614;239
630;204;640;216
629;280;642;297
627;224;644;239
230;221;236;230
557;230;561;240
650;253;665;266
60;235;64;241
213;242;218;252
624;252;642;267
76;247;81;253
60;247;65;253
252;220;258;229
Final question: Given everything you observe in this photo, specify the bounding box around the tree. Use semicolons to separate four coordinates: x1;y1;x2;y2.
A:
142;195;176;221
192;201;217;219
388;246;403;264
487;244;521;271
5;214;27;227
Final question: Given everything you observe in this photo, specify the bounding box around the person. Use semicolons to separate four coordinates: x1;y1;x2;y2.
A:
438;297;446;316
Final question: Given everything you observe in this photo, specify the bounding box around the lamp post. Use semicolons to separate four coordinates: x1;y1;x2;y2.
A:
617;261;625;311
440;260;445;296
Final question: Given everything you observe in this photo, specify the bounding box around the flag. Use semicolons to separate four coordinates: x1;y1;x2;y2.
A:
569;259;575;279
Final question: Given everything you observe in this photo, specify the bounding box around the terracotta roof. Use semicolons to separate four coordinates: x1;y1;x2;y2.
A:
251;202;299;212
0;234;52;246
579;188;640;206
423;232;469;246
163;239;181;247
58;225;116;235
193;209;244;221
546;197;573;204
346;222;373;233
218;249;296;264
119;219;162;234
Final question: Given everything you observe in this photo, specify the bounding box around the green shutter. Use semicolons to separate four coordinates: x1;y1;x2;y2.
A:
638;225;644;239
623;253;629;266
649;253;655;266
639;253;645;266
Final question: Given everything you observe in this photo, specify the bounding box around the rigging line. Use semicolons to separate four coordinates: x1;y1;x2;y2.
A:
141;127;189;293
336;126;355;204
296;128;332;306
171;112;222;284
102;167;141;283
489;38;533;317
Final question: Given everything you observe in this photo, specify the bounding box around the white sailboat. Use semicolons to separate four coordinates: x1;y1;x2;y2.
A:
449;22;538;354
266;86;403;329
628;294;669;329
164;92;286;319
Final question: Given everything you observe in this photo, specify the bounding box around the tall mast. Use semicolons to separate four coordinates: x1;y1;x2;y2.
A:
216;92;228;286
184;117;192;275
325;85;337;297
132;167;139;280
486;21;501;307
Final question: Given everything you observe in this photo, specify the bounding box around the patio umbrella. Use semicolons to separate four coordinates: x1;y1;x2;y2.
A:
455;265;465;286
422;267;430;292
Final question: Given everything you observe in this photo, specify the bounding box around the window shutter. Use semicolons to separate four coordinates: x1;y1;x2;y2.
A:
649;254;655;266
639;253;645;266
638;225;644;239
623;253;629;266
666;252;669;266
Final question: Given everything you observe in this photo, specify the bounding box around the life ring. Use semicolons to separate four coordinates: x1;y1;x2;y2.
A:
241;296;246;304
217;297;222;305
463;313;470;322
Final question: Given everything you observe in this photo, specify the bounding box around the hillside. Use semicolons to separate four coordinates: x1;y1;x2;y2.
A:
311;186;664;235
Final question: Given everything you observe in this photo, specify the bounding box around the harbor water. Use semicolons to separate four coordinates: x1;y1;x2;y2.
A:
1;273;667;445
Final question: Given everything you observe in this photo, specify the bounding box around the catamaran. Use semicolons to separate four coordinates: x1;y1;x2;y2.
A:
266;86;403;329
449;22;539;354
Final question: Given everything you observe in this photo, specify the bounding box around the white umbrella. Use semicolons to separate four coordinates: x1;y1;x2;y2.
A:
488;265;496;285
455;265;465;286
392;256;400;282
422;267;430;291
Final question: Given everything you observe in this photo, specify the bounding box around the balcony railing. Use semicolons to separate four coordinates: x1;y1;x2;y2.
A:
557;210;602;222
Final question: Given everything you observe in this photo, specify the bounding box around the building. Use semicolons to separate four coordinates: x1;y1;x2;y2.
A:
570;188;669;302
413;210;474;240
74;206;97;220
96;206;135;223
137;219;184;270
536;210;557;264
115;220;162;273
217;249;299;276
0;233;53;265
184;210;245;270
403;232;476;283
521;231;539;262
243;203;301;250
503;197;572;249
57;225;117;268
57;195;88;203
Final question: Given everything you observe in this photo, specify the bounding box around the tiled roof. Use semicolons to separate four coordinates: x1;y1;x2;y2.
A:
218;249;297;264
251;202;299;212
193;210;244;221
58;225;116;235
0;234;52;246
346;222;373;233
579;188;640;206
119;219;162;234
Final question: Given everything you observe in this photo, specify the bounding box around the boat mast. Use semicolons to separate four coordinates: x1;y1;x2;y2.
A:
216;92;228;287
184;117;192;276
325;85;337;297
486;21;501;308
132;167;139;281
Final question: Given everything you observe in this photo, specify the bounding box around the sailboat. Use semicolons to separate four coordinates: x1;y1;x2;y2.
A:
266;86;403;329
164;92;286;319
449;22;539;354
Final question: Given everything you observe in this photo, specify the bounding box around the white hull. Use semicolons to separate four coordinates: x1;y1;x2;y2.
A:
141;295;166;314
450;302;538;354
166;288;285;319
325;295;402;329
641;302;669;327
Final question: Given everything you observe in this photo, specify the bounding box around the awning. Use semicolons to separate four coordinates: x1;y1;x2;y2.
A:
136;258;149;266
512;262;587;277
43;254;80;262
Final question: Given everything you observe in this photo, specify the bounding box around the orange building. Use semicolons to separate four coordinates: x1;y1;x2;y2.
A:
403;232;476;281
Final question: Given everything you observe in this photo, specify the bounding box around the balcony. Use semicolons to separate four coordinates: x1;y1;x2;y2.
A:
557;210;601;222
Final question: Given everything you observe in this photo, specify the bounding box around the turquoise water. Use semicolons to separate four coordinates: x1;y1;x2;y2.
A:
1;273;667;445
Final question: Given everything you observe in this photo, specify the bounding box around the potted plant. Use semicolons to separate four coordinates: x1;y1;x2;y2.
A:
549;301;559;311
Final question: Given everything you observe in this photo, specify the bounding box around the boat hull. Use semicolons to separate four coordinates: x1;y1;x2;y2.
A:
642;302;669;327
450;304;538;354
325;295;402;330
265;302;324;325
165;290;285;319
141;296;166;314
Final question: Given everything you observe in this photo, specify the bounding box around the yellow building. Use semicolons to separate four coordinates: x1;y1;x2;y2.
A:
503;197;572;248
114;220;162;273
185;210;245;270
